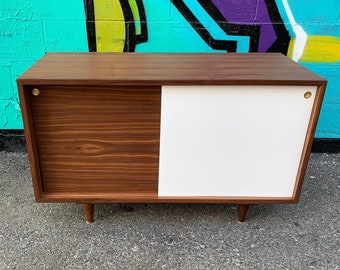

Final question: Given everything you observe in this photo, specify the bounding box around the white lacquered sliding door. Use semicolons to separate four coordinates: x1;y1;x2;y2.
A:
158;85;317;197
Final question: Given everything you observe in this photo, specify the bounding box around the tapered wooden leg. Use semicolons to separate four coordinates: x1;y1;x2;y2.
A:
238;204;250;223
83;203;94;223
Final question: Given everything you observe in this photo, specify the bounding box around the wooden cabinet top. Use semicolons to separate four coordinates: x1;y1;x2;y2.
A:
17;53;326;86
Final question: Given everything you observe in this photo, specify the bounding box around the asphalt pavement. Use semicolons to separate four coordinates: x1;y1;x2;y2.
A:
0;150;339;269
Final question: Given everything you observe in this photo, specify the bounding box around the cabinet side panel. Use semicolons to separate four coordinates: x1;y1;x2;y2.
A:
292;82;327;201
17;83;44;200
31;86;161;194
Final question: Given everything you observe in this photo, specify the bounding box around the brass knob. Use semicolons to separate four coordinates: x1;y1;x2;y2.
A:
304;91;312;99
32;88;40;96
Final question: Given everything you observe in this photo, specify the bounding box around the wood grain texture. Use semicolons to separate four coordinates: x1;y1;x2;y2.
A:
17;53;326;86
38;193;295;204
17;82;45;201
31;85;161;194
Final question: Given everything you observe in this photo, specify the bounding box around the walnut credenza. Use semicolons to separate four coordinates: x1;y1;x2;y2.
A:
17;53;327;223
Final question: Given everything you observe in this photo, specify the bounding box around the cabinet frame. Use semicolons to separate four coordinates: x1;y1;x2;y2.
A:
17;53;327;222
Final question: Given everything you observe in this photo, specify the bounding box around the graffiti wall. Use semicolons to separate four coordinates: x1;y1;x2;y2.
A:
1;0;339;137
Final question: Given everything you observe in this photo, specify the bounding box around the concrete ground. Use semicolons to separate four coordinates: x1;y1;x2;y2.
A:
0;150;339;270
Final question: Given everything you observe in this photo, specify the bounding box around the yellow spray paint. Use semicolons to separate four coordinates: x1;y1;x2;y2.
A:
93;0;125;52
288;35;340;63
128;0;141;35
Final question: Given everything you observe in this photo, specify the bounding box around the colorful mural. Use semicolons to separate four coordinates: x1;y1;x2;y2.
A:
0;0;339;137
85;0;291;54
84;0;340;63
84;0;147;52
171;0;290;53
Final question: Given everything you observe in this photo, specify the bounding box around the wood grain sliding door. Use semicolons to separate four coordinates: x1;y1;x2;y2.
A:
31;85;161;194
